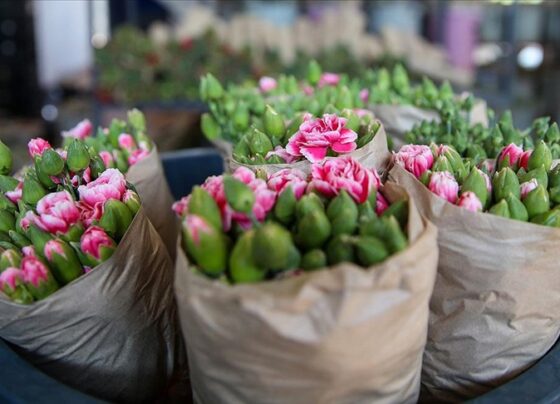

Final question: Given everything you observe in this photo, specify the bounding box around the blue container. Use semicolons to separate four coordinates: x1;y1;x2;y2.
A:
1;147;558;403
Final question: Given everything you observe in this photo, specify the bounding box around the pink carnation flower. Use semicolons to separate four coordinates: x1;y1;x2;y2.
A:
28;138;52;158
394;145;434;178
267;169;308;199
265;146;298;164
429;171;459;203
309;156;379;204
34;191;81;235
62;119;92;139
78;168;126;208
259;76;277;93
318;72;340;87
457;191;483;212
286;114;357;163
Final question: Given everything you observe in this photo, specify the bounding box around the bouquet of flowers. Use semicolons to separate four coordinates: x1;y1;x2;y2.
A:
393;141;560;224
0;137;179;402
0;138;140;302
61;109;178;259
174;157;409;282
173;157;438;403
388;142;560;401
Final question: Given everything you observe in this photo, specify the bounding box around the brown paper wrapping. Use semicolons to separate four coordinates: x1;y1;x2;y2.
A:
174;183;438;404
226;122;391;175
0;208;181;403
370;99;488;150
126;147;179;261
388;164;560;401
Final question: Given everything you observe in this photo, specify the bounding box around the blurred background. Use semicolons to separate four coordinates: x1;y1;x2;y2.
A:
1;0;560;166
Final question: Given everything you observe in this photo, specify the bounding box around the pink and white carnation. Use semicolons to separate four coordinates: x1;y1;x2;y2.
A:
429;171;459;203
286;114;357;163
457;191;483;212
265;146;298;164
78;168;126;207
62;119;92;139
318;72;340;87
259;76;277;93
308;156;379;204
34;191;81;235
28;138;52;158
267;169;307;199
394;145;434;178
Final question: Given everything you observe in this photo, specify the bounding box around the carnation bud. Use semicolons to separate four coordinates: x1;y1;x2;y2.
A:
188;186;221;230
229;230;266;284
43;239;83;285
39;148;65;176
183;215;227;276
66;139;91;172
223;175;255;214
0;140;12;175
252;222;295;271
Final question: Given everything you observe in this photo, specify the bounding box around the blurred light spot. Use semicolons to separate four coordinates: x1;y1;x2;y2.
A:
41;104;58;121
517;43;543;70
91;33;107;49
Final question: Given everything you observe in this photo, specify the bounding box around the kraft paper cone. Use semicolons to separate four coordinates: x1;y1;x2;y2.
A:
227;121;392;175
0;208;181;403
388;164;560;402
126;147;179;261
174;183;438;404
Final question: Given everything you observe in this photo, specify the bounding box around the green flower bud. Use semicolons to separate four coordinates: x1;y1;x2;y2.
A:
462;167;489;208
528;140;552;172
224;175;255;214
263;105;286;139
274;187;296;225
492;167;520;202
544;122;560;143
183;215;228;277
518;166;548;189
392;64;410;95
22;177;47;206
549;165;560;189
233;103;250;132
353;236;389;266
8;230;31;249
89;156;107;179
307;60;322;86
0;210;16;233
26;225;53;257
358;200;376;224
0;194;16;212
439;80;454;100
43;239;83;285
326;190;358;236
335;87;353;110
0;140;12;175
466;144;487;162
252;222;295;271
379;216;408;253
67;140;91;172
0;248;22;272
381;199;409;229
326;235;355;265
489;199;511;218
229;230;266;284
549;186;560;204
0;175;19;193
112;149;129;173
341;109;360;133
505;194;529;222
201;113;221;141
296;193;324;219
295;210;331;250
530;209;560;227
247;128;273;156
301;249;327;271
205;73;224;100
98;199;133;240
127;108;146;133
523;185;550;219
233;137;250;159
189;186;222;230
39;148;65;176
33;160;56;190
432;155;453;173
